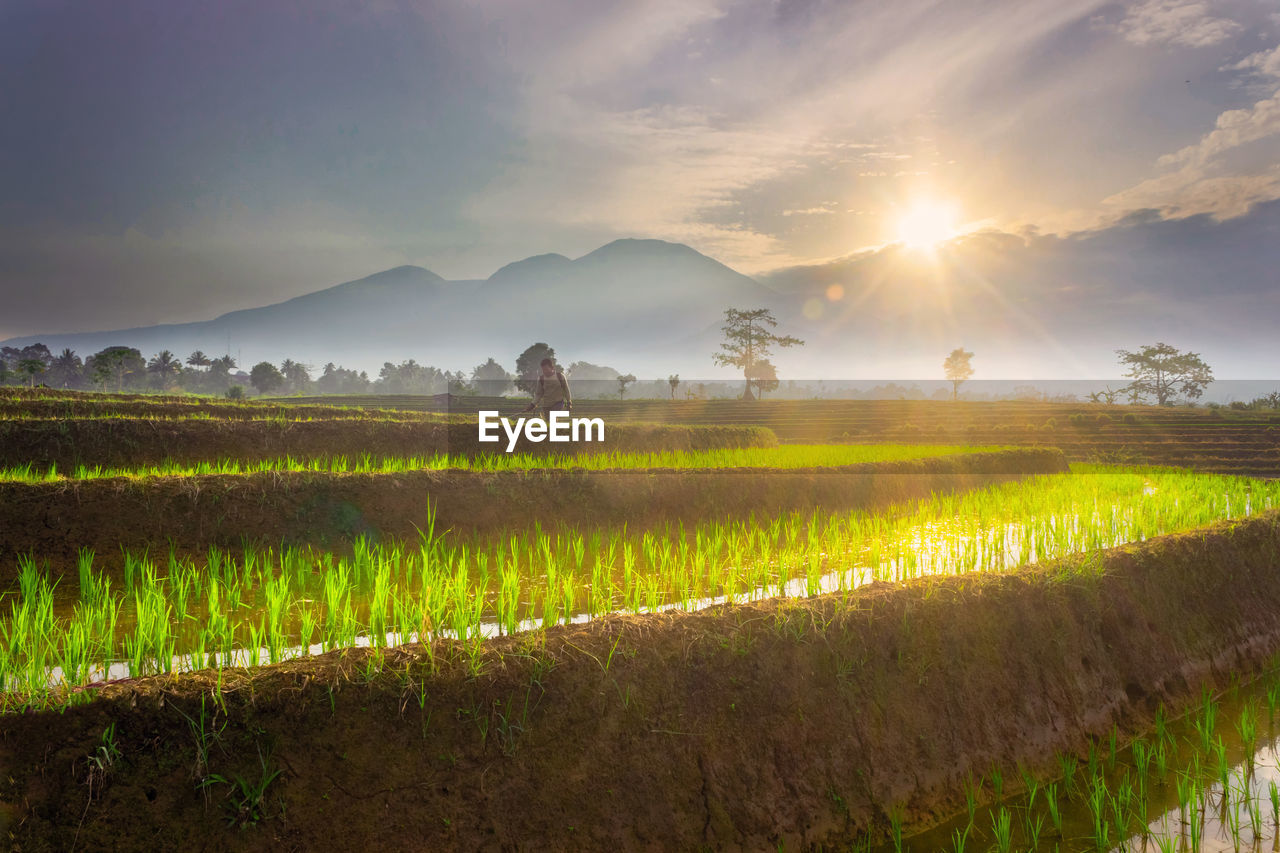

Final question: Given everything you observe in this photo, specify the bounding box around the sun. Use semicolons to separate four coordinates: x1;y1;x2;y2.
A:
895;200;958;250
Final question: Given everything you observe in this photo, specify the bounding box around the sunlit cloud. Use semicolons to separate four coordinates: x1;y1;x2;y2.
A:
1111;0;1241;48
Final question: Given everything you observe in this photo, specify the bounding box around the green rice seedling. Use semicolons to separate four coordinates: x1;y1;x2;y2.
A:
1132;741;1151;794
963;773;980;824
1153;739;1169;778
990;808;1012;853
950;824;969;853
1188;779;1203;851
1045;783;1062;836
77;548;95;599
1247;781;1263;841
1017;764;1038;811
1236;703;1258;757
1024;812;1043;850
1057;753;1078;796
1109;773;1135;844
1225;778;1243;847
888;805;905;853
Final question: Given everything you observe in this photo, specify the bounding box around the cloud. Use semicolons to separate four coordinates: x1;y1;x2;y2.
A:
781;204;840;216
465;0;1111;272
1103;86;1280;216
1113;0;1241;48
1226;43;1280;79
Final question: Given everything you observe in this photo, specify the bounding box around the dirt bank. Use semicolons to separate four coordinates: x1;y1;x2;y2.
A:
0;449;1066;582
4;509;1280;850
0;418;776;470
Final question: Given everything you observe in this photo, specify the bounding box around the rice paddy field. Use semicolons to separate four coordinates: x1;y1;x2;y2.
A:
4;388;1280;849
319;393;1280;477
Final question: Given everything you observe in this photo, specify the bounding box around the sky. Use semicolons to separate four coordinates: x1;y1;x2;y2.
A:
2;0;1279;374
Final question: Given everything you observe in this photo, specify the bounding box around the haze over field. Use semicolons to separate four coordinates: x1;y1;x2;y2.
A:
2;0;1278;379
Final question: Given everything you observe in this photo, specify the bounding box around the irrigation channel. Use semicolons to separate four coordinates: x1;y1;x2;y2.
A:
3;465;1277;704
875;666;1280;852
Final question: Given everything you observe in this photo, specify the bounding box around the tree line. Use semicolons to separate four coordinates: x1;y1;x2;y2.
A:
0;342;649;399
3;315;1272;407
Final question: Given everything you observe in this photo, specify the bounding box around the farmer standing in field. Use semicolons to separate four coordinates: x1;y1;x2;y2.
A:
523;358;572;419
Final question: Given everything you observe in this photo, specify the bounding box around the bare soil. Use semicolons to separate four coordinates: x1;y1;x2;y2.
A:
0;449;1065;584
3;510;1279;851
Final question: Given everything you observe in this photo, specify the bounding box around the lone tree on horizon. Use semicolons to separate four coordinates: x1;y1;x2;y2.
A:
712;308;803;401
1117;342;1213;405
944;347;974;401
617;373;636;399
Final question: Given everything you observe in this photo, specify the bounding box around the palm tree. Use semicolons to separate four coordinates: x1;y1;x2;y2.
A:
148;350;182;389
209;355;237;375
186;350;212;369
49;348;82;389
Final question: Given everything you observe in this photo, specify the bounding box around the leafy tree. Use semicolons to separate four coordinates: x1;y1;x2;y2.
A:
712;308;803;400
18;344;52;367
515;343;557;396
17;358;46;387
1117;342;1213;405
249;362;285;395
745;359;778;399
86;347;145;391
668;374;680;400
315;362;371;394
943;348;974;401
186;351;212;369
377;359;445;395
564;361;619;399
616;373;637;400
445;370;474;396
470;358;513;397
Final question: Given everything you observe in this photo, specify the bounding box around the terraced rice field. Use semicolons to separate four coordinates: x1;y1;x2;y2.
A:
4;387;1280;850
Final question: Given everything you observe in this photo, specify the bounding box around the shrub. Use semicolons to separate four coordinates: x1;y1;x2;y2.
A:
1122;413;1139;425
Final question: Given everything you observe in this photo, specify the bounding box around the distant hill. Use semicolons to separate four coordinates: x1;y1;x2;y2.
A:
0;240;787;375
7;219;1280;380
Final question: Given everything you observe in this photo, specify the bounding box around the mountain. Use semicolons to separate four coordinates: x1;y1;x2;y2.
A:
0;240;785;375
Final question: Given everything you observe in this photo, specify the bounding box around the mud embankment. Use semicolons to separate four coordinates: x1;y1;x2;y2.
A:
4;510;1280;850
0;449;1066;578
0;417;777;470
